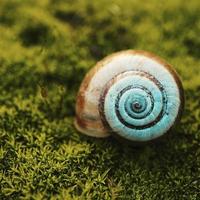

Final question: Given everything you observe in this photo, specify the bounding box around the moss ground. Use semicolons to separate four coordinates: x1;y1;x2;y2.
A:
0;0;200;199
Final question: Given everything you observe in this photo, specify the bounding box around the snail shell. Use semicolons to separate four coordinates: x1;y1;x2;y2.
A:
75;50;184;142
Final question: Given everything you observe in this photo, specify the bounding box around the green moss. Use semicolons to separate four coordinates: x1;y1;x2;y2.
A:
0;0;200;199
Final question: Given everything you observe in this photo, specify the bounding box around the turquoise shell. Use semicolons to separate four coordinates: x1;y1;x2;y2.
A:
75;50;184;142
101;70;180;142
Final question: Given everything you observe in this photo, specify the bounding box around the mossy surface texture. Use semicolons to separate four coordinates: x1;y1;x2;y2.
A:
0;0;200;199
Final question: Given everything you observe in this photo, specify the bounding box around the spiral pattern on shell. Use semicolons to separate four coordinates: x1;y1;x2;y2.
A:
75;50;184;142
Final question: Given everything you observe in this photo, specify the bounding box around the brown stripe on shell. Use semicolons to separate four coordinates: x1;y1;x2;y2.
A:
74;114;109;137
74;53;120;136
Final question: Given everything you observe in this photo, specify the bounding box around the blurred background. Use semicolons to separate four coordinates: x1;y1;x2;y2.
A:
0;0;200;199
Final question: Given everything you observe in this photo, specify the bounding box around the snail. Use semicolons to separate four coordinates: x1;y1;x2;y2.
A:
74;50;184;143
